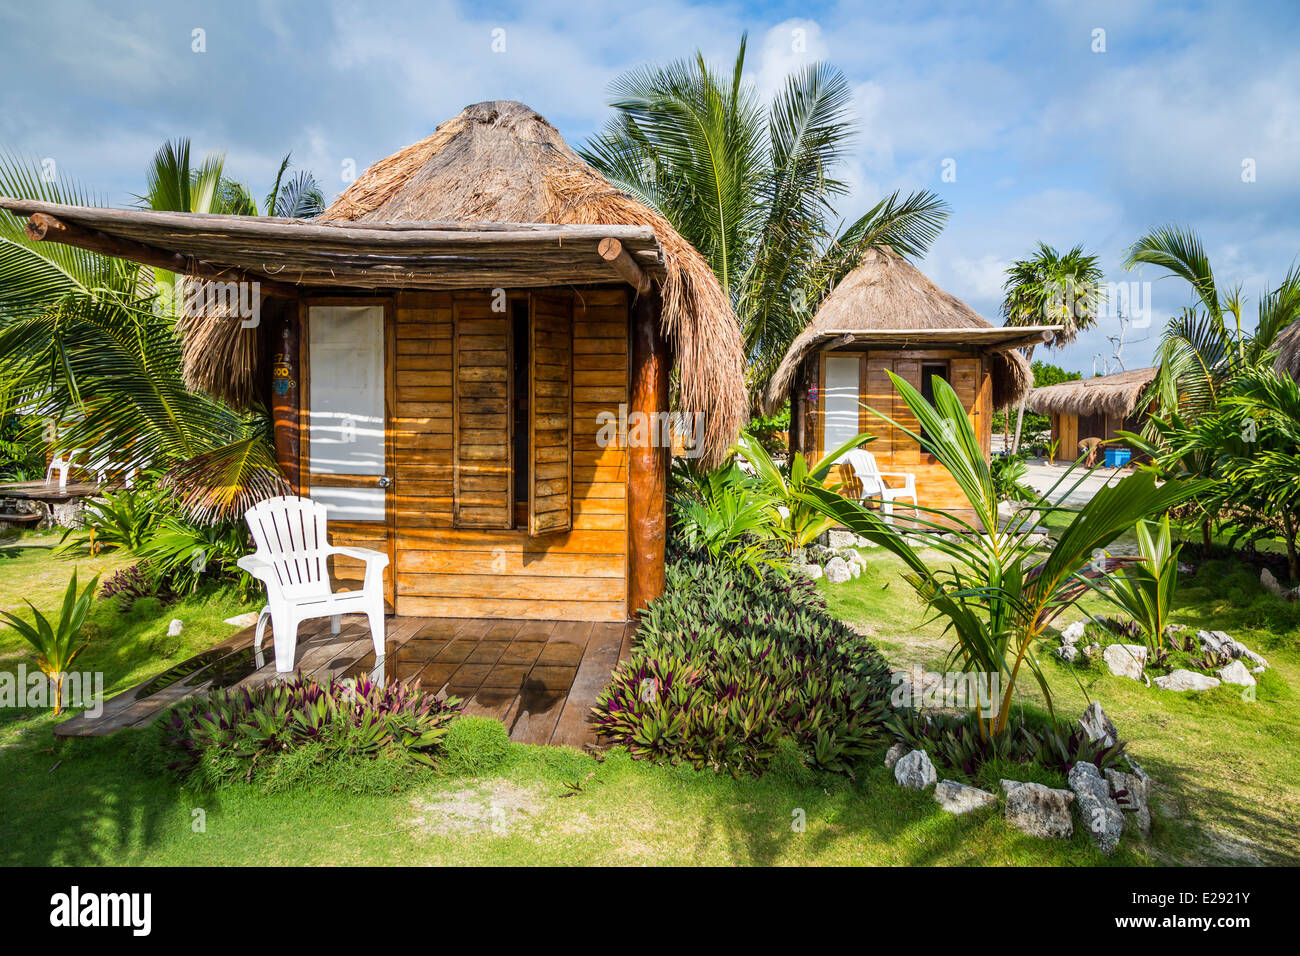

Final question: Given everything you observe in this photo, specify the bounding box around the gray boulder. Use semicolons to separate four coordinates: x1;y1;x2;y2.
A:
1069;762;1124;855
1217;659;1256;687
1054;644;1079;664
1103;643;1147;680
1105;768;1152;837
1153;669;1220;692
934;780;996;814
894;749;938;790
883;742;909;770
1198;629;1269;669
823;556;853;584
1000;780;1075;839
1079;701;1118;747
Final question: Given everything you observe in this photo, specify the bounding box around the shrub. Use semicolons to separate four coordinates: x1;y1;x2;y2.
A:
150;675;463;793
593;556;894;776
139;515;253;597
438;715;511;776
56;485;164;555
99;562;161;610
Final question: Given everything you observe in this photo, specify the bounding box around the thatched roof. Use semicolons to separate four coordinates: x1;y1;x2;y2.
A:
1274;321;1300;381
764;247;1048;414
0;101;747;466
1027;366;1158;418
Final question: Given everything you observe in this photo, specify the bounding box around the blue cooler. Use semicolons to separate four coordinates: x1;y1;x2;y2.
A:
1105;447;1132;468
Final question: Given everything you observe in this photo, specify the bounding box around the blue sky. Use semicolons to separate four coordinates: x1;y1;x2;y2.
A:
2;0;1297;373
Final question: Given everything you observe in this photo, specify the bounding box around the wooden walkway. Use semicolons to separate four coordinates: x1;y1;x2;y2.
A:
55;615;638;749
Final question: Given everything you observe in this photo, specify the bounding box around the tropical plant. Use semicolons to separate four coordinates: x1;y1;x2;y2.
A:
1046;439;1060;466
0;569;99;713
150;674;463;791
796;372;1205;738
55;483;166;555
990;451;1035;503
1001;243;1105;452
138;514;253;596
592;555;894;776
671;459;780;574
582;36;949;400
736;431;869;554
1090;514;1181;653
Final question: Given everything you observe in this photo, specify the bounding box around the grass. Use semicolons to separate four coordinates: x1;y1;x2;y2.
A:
823;544;1300;866
0;527;1295;865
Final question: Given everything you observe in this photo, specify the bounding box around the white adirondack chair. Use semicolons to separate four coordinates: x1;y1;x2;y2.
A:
842;449;918;524
237;495;389;673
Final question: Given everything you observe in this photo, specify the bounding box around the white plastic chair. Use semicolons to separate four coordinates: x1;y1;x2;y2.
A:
842;449;918;524
237;495;389;673
46;451;82;490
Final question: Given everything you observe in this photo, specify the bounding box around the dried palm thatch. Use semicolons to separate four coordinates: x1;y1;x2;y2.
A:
314;100;745;466
176;277;264;407
764;247;1033;413
1274;321;1300;381
1026;367;1159;418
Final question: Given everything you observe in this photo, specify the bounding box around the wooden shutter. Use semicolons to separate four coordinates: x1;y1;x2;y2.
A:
453;296;512;529
529;291;572;535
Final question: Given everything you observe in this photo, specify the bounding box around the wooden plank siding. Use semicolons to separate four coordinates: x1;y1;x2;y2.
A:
387;287;630;622
811;347;997;527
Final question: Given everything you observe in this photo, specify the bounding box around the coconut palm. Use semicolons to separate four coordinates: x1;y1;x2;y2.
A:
1001;242;1104;452
0;150;295;522
581;35;949;403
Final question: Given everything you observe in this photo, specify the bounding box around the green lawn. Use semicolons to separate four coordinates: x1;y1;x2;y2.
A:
0;528;1296;865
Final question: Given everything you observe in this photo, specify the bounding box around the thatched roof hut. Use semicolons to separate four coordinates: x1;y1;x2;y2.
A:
1274;322;1300;381
763;247;1044;414
0;101;745;467
1027;366;1158;418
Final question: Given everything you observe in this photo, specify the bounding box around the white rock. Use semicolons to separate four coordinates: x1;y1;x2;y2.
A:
1069;762;1124;855
934;780;996;814
893;749;938;789
827;529;857;550
849;562;862;579
1260;567;1286;598
1105;768;1152;838
1153;669;1221;692
224;612;259;628
1217;659;1256;687
1079;701;1118;747
793;563;823;580
1083;642;1102;662
1000;780;1075;839
823;556;853;584
883;742;909;770
167;619;184;637
1103;643;1147;680
1061;620;1087;644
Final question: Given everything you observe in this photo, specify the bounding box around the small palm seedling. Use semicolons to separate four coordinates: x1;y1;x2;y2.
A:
1;570;99;714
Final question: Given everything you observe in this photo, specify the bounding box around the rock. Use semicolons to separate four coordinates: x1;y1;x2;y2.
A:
884;742;909;770
849;562;862;579
1082;642;1102;662
1079;701;1118;747
1105;768;1152;837
1260;567;1286;598
223;612;259;628
1069;762;1124;855
1217;659;1256;687
1000;780;1075;839
1198;629;1269;669
1252;665;1266;675
1153;669;1221;692
167;619;184;637
1103;643;1147;680
827;529;857;550
1054;644;1079;663
823;556;852;584
1061;620;1086;645
854;534;879;549
793;563;823;580
1165;623;1187;636
893;749;937;789
934;780;996;814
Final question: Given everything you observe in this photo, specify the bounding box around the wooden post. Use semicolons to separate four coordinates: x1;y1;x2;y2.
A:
598;237;652;294
271;304;302;493
628;288;669;617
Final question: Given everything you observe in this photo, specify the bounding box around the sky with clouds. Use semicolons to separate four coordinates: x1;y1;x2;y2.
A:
2;0;1297;373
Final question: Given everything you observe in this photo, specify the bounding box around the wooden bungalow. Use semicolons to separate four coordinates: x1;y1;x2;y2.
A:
0;101;746;624
764;248;1056;522
1027;366;1158;462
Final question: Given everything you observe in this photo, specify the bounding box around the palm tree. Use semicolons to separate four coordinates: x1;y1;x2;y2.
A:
1001;242;1104;452
1124;225;1300;421
0;144;321;522
581;36;949;404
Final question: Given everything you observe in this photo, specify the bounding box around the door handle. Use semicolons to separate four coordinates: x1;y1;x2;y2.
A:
377;476;392;488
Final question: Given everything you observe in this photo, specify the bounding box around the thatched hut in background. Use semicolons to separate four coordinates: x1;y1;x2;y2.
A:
765;247;1056;522
1027;366;1158;462
1;101;747;622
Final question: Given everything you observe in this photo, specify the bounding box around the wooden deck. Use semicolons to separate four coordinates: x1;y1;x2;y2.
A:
55;615;639;748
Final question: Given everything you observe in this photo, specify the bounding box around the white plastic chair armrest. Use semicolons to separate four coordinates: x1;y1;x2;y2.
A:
330;545;389;592
236;554;277;582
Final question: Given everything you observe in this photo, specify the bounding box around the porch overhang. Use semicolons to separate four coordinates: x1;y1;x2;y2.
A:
815;326;1063;352
0;198;667;292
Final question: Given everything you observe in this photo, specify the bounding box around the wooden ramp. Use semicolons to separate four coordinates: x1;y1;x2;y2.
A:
55;615;639;749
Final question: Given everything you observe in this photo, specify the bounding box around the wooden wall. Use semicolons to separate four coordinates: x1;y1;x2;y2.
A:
809;347;995;524
318;287;630;622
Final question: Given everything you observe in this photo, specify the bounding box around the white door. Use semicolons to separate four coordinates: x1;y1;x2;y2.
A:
823;354;861;459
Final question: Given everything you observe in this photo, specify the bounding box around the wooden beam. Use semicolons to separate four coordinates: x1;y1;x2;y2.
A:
627;288;669;617
24;213;300;298
598;237;652;294
271;305;302;493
